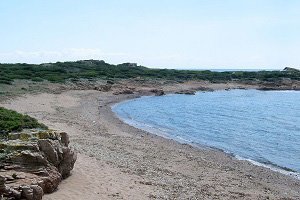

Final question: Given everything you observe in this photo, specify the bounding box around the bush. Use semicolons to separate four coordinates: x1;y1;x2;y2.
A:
0;60;299;84
31;77;44;82
0;107;48;135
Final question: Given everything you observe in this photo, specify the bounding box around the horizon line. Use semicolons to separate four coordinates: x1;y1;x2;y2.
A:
0;59;297;71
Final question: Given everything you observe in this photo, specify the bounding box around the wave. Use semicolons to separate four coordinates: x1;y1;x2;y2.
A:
235;155;300;180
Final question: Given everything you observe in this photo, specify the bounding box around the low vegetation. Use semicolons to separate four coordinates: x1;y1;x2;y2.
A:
0;60;299;84
0;107;48;135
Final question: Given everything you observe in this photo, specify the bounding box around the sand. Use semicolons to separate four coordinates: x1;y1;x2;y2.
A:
1;84;299;199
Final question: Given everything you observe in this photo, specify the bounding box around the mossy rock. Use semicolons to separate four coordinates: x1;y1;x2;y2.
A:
8;132;34;141
0;153;7;160
37;130;59;140
8;132;33;141
0;142;8;149
19;133;31;141
8;143;38;152
6;130;58;141
0;141;38;152
8;133;21;140
0;130;61;164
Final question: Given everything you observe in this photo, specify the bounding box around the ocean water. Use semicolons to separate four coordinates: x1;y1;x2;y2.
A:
112;90;300;175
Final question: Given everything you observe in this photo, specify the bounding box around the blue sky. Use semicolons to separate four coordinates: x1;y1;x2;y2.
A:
0;0;300;69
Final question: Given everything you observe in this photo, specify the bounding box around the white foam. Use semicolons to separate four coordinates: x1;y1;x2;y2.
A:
235;155;300;180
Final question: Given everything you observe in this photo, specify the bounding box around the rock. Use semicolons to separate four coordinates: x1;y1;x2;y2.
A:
38;140;59;166
195;86;214;92
40;168;61;193
94;84;112;92
283;67;299;72
58;147;77;178
0;176;7;194
175;90;196;95
0;182;22;199
10;188;22;199
21;186;34;200
106;80;114;85
60;132;70;146
113;88;135;95
10;150;48;166
118;62;138;67
150;89;165;96
0;130;76;199
30;185;43;200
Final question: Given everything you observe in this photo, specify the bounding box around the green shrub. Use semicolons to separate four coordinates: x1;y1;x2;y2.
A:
0;60;299;84
31;77;44;82
0;107;48;135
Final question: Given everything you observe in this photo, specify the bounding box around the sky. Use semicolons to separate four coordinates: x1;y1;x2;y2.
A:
0;0;300;69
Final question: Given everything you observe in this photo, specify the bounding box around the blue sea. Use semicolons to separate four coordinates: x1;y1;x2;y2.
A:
112;90;300;177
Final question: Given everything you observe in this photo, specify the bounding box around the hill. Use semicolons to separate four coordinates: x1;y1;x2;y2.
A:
0;60;299;84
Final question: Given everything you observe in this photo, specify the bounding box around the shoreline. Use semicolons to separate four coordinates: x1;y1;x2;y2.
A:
111;90;300;180
1;82;300;199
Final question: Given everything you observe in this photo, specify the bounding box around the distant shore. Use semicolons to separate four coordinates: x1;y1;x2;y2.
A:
1;81;300;199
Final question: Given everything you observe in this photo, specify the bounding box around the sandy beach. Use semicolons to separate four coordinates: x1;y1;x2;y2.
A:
1;82;299;199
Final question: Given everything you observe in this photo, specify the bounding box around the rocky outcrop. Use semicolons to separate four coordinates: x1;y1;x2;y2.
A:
94;84;112;92
0;130;76;200
175;87;214;95
149;89;165;96
258;80;300;91
175;90;196;95
283;67;299;72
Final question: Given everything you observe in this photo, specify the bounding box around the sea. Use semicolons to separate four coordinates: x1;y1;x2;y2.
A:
112;90;300;178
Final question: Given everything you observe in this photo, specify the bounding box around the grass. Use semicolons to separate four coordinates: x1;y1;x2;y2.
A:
0;107;48;135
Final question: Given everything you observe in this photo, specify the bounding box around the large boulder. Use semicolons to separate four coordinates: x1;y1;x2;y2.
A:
0;130;77;200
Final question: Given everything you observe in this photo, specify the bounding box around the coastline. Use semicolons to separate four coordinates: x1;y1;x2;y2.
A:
112;91;300;180
1;82;300;199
